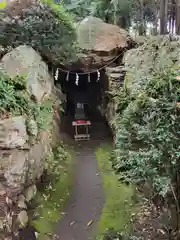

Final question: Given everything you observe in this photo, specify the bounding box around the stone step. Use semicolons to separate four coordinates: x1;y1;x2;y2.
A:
108;72;125;79
106;65;125;73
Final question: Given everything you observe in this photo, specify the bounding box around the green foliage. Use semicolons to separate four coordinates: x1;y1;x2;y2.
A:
46;144;70;181
64;0;132;28
31;144;73;237
95;144;137;239
0;72;29;116
0;71;53;132
124;37;180;95
42;0;74;27
0;1;77;64
30;99;53;131
113;69;180;196
64;0;93;21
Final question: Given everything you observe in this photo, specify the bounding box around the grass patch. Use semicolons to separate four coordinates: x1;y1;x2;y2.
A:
95;144;137;239
31;144;74;239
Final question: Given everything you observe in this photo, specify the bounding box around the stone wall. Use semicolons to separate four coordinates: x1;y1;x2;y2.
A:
99;35;180;134
98;65;126;132
0;45;56;238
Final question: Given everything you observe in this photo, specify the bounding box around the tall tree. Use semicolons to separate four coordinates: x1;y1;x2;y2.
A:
175;0;180;34
160;0;168;34
151;0;159;35
139;0;146;35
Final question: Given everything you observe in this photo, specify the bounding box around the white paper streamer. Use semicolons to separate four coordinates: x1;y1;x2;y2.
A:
66;72;69;81
54;68;59;81
75;73;79;85
88;73;91;83
97;70;100;82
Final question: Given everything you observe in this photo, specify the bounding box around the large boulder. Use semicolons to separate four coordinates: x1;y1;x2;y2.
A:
74;16;136;70
0;116;28;149
123;36;180;95
26;131;50;185
77;17;131;52
0;45;52;102
3;150;29;190
0;0;77;64
1;131;50;192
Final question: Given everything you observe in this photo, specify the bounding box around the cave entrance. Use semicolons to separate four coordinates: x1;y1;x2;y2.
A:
55;67;112;140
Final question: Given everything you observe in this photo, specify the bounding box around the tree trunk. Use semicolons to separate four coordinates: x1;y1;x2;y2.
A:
119;16;127;29
176;0;180;34
138;23;146;35
139;0;146;35
160;0;168;34
112;0;118;24
151;0;159;35
172;16;175;34
152;14;158;35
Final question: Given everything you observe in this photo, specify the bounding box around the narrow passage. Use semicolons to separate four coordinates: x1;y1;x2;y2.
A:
56;145;104;240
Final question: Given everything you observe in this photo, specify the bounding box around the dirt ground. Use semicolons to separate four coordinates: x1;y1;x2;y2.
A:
55;113;112;240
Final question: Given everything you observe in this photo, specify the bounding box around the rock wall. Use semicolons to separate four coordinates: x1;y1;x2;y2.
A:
99;35;180;133
123;35;180;94
0;45;55;238
99;65;126;132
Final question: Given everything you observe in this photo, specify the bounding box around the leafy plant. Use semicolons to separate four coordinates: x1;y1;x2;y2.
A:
0;72;29;116
31;144;73;237
30;99;54;131
0;0;78;64
45;144;70;181
102;228;126;239
64;0;132;28
0;71;54;133
113;69;180;196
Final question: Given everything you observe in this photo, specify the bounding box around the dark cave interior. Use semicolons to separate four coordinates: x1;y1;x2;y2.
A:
54;67;112;139
55;68;108;121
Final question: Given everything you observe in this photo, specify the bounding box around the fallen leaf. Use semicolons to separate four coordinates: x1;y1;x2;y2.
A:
70;221;75;226
87;220;93;227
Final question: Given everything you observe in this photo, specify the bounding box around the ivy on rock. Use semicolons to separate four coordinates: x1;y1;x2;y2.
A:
0;72;53;134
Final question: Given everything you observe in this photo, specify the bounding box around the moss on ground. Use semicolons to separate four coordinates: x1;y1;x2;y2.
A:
31;144;74;239
95;144;138;240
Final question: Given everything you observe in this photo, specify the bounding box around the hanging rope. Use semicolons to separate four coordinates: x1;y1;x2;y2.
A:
55;50;126;76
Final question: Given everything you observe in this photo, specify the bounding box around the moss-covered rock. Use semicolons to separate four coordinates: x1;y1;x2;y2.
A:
0;45;52;102
123;36;180;95
0;46;55;237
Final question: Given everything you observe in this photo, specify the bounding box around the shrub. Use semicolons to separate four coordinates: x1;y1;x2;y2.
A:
0;71;53;131
113;69;180;196
0;72;29;116
0;1;78;64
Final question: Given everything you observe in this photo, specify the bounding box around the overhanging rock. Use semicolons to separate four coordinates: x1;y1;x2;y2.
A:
69;16;136;70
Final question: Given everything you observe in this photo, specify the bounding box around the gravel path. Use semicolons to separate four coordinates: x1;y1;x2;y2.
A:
56;144;105;240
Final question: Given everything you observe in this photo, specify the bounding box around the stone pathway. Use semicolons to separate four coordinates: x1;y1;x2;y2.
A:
56;144;104;240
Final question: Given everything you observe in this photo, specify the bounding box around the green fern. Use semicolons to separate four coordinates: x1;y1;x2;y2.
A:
0;71;54;133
